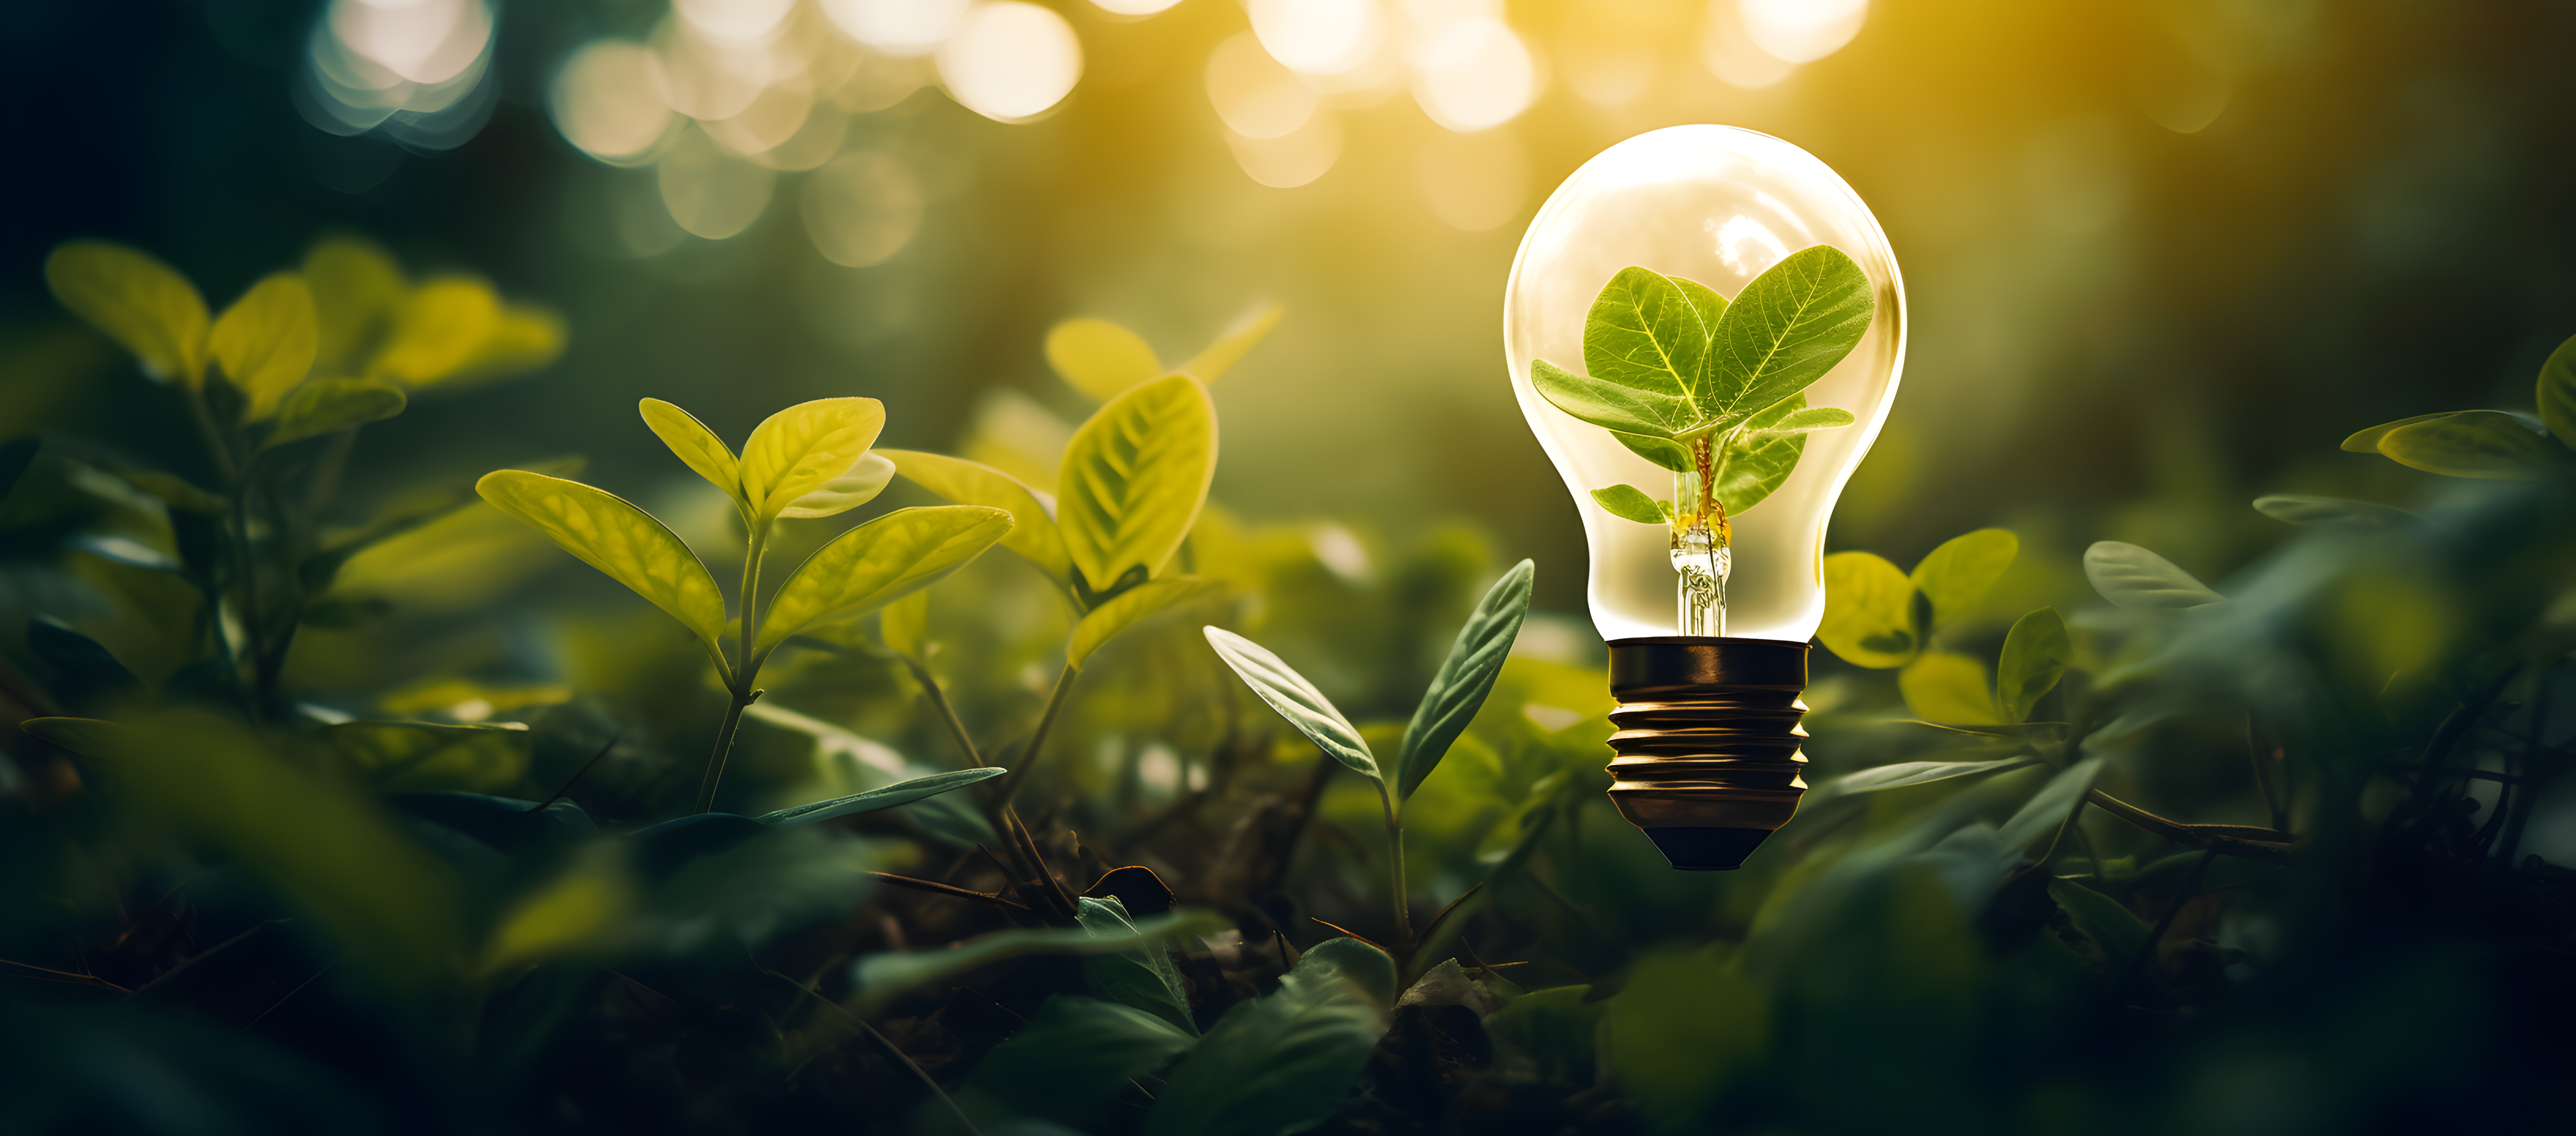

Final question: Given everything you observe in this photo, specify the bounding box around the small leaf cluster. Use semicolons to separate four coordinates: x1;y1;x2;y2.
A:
1819;528;2074;725
2335;331;2576;483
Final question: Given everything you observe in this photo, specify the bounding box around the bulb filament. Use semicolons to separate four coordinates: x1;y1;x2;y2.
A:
1670;434;1730;637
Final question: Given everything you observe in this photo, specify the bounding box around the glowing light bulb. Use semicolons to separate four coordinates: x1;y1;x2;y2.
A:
1504;125;1905;869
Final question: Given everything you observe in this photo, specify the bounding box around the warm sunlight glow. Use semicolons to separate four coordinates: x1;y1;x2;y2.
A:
821;0;972;57
1739;0;1867;64
551;41;675;162
1226;111;1343;188
936;2;1083;122
1247;0;1384;77
673;0;798;45
658;125;777;238
1702;1;1794;89
1207;33;1318;140
1417;128;1528;231
1089;0;1184;14
1408;15;1537;133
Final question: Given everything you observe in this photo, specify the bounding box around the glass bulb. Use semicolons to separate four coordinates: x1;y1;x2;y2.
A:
1504;125;1904;643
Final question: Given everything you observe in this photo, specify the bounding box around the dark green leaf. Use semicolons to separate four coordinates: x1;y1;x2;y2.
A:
1998;757;2104;852
1397;560;1532;801
969;995;1196;1128
1808;757;2040;802
2540;332;2576;443
2047;878;2148;967
1588;484;1665;525
1612;430;1692;472
266;378;406;448
1606;949;1768;1125
1712;394;1816;516
850;908;1231;1013
27;617;141;705
1076;895;1198;1035
1145;938;1393;1136
1202;627;1378;785
753;766;1005;826
1996;607;2070;723
2340;412;2458;453
2376;409;2562;481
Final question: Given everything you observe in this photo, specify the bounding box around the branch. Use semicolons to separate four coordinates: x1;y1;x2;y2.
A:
2085;789;2293;863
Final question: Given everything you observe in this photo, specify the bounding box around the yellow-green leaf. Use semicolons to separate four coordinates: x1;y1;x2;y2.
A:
1177;302;1282;382
2376;410;2563;481
2340;413;2457;454
1069;577;1226;670
371;276;500;384
1047;318;1164;401
756;505;1012;654
1818;551;1917;668
441;304;566;387
483;848;631;973
739;397;887;521
209;273;320;420
1059;374;1217;595
640;398;742;503
880;590;930;660
778;452;894;520
1995;607;2069;723
880;449;1073;585
44;240;210;385
1900;652;2001;724
303;235;406;374
476;470;731;665
266;378;406;448
1589;484;1666;525
1910;528;2017;630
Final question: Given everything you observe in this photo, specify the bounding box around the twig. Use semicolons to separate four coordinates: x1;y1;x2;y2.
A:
870;872;1031;910
760;966;983;1136
1309;917;1381;949
125;919;286;1001
1;957;129;992
2085;790;2293;863
531;729;622;813
905;657;985;768
986;664;1077;811
248;957;339;1025
2117;847;2217;1000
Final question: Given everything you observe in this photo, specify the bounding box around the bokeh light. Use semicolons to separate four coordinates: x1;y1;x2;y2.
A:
935;2;1084;123
1247;0;1384;77
301;0;496;149
1739;0;1868;64
1407;15;1538;133
1226;111;1343;189
1090;0;1183;15
801;150;926;266
657;125;777;239
1207;32;1318;140
821;0;972;57
674;0;799;44
550;41;677;163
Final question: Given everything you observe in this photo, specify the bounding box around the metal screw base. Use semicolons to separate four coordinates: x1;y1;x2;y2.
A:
1605;637;1810;871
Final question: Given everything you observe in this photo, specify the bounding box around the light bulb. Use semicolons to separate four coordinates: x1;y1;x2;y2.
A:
1504;125;1905;869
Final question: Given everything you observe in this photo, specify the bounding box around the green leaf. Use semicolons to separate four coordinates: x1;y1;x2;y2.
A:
739;397;887;521
756;506;1013;654
639;398;741;505
1177;301;1283;382
850;908;1231;1012
1613;430;1693;471
969;995;1197;1127
1202;627;1377;785
1753;405;1857;434
1589;484;1666;524
2540;332;2576;443
1702;245;1874;432
303;235;406;374
2340;412;2458;453
754;766;1005;825
1059;374;1218;594
1910;528;2018;630
777;452;894;520
1145;938;1393;1136
1818;551;1917;668
266;378;406;448
2083;542;2223;609
442;304;565;388
45;240;210;386
1809;758;2041;802
1996;607;2070;723
1581;266;1713;410
879;448;1074;585
1900;652;2000;724
1396;559;1533;801
2252;494;2414;526
1711;394;1819;516
1069;576;1226;670
26;618;142;705
2046;878;2148;967
2376;409;2562;481
879;590;929;660
475;469;731;666
209;273;318;421
1997;757;2103;852
324;720;531;793
1076;896;1198;1035
369;276;498;385
1047;317;1165;401
1531;358;1691;439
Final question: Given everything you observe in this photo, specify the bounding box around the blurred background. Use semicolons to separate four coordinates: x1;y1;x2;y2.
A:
10;0;2574;622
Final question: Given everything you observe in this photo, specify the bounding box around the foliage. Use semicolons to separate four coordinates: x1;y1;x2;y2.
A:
4;235;2573;1136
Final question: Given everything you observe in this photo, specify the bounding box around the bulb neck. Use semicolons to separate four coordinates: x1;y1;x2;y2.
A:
1604;636;1810;871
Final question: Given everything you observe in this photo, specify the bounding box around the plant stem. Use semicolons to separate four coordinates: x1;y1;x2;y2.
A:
2085;788;2291;863
694;689;759;815
986;664;1076;811
905;656;985;768
1379;785;1410;948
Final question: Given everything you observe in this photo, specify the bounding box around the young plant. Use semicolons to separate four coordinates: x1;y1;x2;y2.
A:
2322;330;2576;486
41;238;561;715
1529;248;1874;632
477;398;1012;814
1202;560;1534;959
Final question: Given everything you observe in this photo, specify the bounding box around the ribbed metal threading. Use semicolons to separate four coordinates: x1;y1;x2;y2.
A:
1603;637;1811;867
